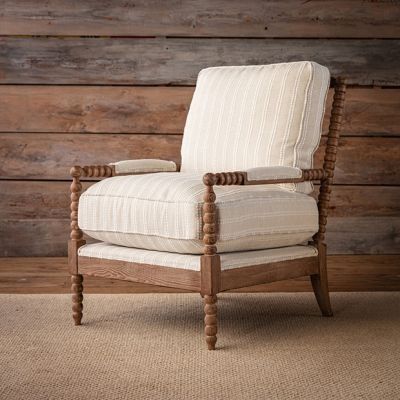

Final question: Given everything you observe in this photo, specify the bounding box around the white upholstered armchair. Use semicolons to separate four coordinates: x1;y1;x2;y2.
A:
69;62;346;350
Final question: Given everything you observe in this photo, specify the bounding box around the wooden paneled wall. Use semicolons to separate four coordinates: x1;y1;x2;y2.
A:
0;1;399;260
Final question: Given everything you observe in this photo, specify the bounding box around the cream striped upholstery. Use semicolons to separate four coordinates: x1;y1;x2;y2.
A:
78;172;318;254
78;242;318;271
181;61;330;193
79;62;329;255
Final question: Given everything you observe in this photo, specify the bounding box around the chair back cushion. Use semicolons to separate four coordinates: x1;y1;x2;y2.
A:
180;61;330;193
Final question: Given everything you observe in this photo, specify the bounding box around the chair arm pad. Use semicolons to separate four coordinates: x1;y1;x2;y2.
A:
109;159;177;175
246;166;302;182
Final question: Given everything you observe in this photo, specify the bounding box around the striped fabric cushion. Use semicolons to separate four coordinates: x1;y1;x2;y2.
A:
181;61;330;193
79;242;318;271
78;172;318;254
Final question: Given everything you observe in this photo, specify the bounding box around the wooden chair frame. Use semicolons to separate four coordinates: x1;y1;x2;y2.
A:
68;77;346;350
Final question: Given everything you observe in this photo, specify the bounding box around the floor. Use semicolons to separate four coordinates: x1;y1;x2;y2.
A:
1;292;399;399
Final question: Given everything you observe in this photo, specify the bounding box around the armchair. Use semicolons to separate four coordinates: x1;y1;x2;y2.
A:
69;62;346;350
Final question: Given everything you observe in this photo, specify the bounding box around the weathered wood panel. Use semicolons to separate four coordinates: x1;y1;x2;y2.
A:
1;86;399;136
1;255;399;293
314;137;399;186
2;182;399;220
1;134;398;184
0;220;69;257
0;133;182;180
1;1;399;38
1;38;399;85
0;219;97;257
0;86;193;134
325;88;400;137
0;181;89;220
326;217;400;255
313;185;400;218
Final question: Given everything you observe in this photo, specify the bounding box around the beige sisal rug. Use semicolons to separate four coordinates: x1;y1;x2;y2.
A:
0;293;399;399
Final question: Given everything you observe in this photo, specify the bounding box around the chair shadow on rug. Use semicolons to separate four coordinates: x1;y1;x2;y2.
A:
73;293;338;350
68;62;346;350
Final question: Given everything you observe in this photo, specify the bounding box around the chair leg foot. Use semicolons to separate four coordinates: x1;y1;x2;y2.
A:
204;294;218;350
310;274;333;317
71;274;84;325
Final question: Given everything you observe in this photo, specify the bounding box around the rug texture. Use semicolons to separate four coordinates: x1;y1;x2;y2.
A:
0;293;399;399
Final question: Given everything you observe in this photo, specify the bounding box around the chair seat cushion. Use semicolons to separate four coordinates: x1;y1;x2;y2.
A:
78;172;318;254
78;242;318;271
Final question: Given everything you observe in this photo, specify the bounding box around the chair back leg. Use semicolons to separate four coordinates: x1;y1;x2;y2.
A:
311;77;346;316
310;243;333;316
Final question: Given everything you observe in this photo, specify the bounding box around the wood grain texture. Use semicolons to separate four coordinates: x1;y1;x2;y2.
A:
1;87;399;136
78;257;200;292
0;133;182;180
326;217;400;255
0;86;192;134
314;137;400;185
1;134;398;184
220;257;318;291
1;256;399;293
1;37;399;85
0;219;68;257
1;0;399;38
325;88;400;137
311;242;333;316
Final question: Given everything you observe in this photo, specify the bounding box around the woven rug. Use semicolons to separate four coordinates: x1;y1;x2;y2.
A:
1;293;399;399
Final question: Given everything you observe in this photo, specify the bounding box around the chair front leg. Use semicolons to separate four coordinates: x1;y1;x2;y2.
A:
204;294;218;350
69;166;86;325
71;274;84;325
201;174;221;350
68;165;114;325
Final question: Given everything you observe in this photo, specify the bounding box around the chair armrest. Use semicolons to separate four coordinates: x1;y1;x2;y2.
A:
203;167;327;186
109;159;177;175
70;159;177;179
200;167;327;255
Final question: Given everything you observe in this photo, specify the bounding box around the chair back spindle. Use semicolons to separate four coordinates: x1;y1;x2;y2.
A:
314;77;347;243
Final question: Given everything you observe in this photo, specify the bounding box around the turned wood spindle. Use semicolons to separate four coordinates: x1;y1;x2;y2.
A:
70;166;83;242
202;173;217;256
204;294;218;350
69;164;114;327
71;274;83;325
314;78;346;243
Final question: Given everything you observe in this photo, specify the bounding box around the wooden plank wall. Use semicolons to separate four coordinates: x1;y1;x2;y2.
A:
0;1;399;291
